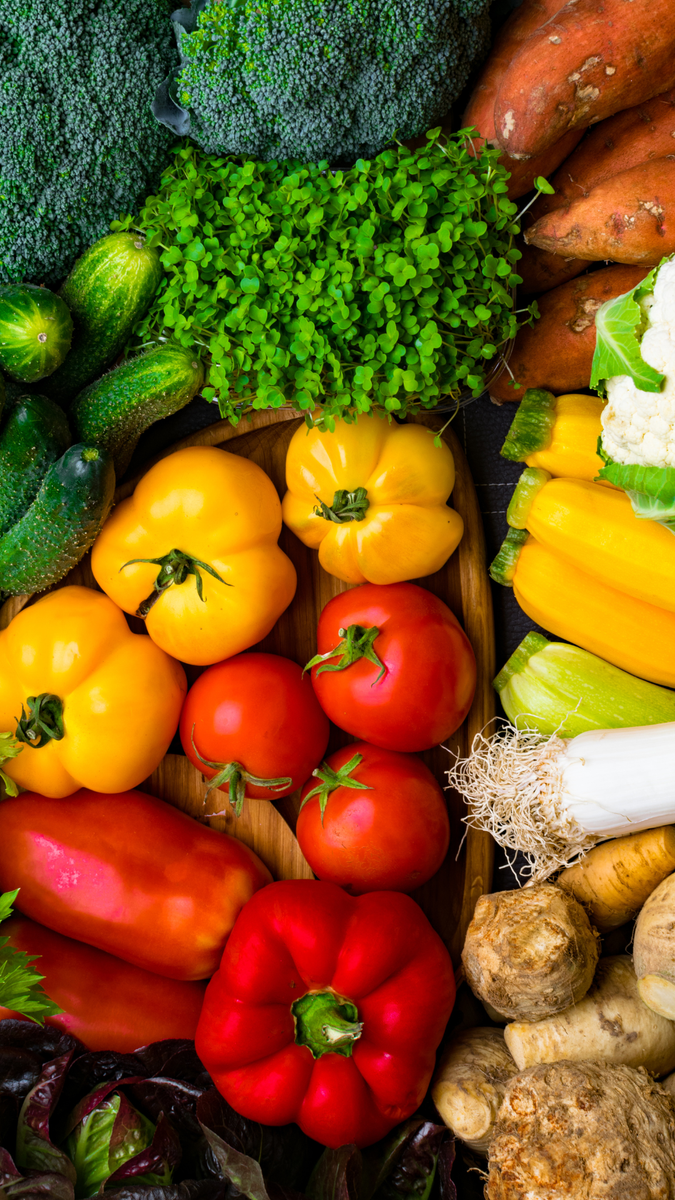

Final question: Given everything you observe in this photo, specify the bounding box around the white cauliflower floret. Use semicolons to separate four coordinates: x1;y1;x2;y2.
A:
602;259;675;469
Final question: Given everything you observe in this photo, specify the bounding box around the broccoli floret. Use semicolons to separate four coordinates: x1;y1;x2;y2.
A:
0;0;178;285
155;0;491;164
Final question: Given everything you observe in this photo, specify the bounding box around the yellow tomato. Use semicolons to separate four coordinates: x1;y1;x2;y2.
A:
0;587;186;798
282;413;463;584
92;446;297;665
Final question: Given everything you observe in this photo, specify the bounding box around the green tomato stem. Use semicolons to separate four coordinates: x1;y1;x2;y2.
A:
304;623;386;683
120;548;232;617
299;752;372;824
190;727;292;817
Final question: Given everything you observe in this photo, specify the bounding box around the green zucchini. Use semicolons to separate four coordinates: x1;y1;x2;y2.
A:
0;444;115;595
46;233;163;404
0;394;71;536
71;344;204;476
0;284;73;383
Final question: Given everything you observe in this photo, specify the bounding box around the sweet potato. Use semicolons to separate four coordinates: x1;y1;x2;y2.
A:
494;0;675;160
529;88;675;224
491;264;649;401
524;157;675;263
462;0;584;199
516;241;591;295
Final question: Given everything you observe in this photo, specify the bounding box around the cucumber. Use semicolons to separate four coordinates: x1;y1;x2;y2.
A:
0;284;73;383
0;445;115;595
0;394;71;536
0;373;5;425
71;344;204;476
46;233;163;405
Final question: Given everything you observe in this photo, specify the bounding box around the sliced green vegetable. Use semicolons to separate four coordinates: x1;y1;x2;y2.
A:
590;265;665;395
489;527;529;586
500;388;557;462
494;632;675;737
0;889;62;1023
506;467;551;529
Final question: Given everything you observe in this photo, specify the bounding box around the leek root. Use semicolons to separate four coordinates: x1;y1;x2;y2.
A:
558;827;675;932
634;871;675;1020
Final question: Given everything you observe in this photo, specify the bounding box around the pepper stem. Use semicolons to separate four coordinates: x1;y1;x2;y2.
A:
292;990;363;1059
190;727;292;817
313;487;369;524
14;694;64;750
304;624;386;684
119;549;232;618
299;752;372;824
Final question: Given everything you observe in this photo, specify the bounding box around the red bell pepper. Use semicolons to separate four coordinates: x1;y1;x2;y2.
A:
0;916;206;1053
195;880;455;1149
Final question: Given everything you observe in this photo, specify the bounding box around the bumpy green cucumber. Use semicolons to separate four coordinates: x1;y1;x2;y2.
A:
71;344;204;476
46;233;163;404
0;284;73;383
0;373;5;425
0;394;71;536
0;445;115;595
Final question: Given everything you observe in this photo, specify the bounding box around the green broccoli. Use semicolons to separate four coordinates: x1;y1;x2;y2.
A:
154;0;491;164
0;0;178;286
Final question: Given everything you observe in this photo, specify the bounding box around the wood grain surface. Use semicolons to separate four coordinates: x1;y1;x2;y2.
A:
0;409;495;963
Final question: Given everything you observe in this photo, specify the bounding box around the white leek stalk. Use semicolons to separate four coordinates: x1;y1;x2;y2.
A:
449;721;675;880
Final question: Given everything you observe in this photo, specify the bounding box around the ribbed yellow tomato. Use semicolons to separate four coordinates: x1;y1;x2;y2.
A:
91;445;297;665
282;413;463;584
0;586;186;798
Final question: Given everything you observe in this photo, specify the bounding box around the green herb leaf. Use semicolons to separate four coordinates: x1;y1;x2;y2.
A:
0;890;61;1023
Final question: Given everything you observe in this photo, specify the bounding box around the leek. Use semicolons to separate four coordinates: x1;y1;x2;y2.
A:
495;633;675;737
448;721;675;880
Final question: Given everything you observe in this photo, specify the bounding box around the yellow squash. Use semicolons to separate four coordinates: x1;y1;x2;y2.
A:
501;390;606;481
491;532;675;688
509;471;675;614
0;586;186;798
92;445;296;666
282;413;463;584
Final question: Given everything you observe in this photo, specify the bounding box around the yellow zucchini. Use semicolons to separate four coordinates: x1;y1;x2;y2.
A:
510;473;675;615
500;535;675;688
501;390;606;481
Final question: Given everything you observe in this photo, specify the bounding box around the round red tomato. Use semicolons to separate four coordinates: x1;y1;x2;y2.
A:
180;652;330;812
308;582;476;751
296;741;450;893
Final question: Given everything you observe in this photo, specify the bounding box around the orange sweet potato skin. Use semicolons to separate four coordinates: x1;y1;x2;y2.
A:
462;0;583;198
530;88;675;222
516;240;591;295
524;157;675;263
494;0;675;159
491;264;649;402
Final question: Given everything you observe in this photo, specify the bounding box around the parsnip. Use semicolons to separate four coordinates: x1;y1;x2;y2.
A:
487;1061;675;1199
558;826;675;932
462;884;599;1022
634;871;675;1020
505;955;675;1076
431;1028;517;1154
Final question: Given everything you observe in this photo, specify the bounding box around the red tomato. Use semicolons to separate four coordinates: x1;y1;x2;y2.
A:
180;653;329;812
295;741;450;893
0;916;206;1053
308;582;476;751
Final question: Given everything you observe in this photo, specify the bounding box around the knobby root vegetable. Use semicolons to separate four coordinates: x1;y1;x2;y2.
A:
449;719;675;879
558;827;675;932
431;1028;517;1154
489;265;648;401
462;884;599;1021
461;0;583;199
528;87;675;227
524;158;675;263
662;1070;675;1099
486;1060;675;1199
634;871;675;1020
493;0;675;160
504;955;675;1076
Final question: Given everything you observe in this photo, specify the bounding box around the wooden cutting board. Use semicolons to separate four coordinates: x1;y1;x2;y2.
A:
0;409;495;964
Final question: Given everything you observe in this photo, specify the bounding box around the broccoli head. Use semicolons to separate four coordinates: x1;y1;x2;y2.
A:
154;0;491;164
0;0;178;285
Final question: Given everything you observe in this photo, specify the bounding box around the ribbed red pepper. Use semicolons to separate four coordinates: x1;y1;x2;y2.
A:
195;880;455;1148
